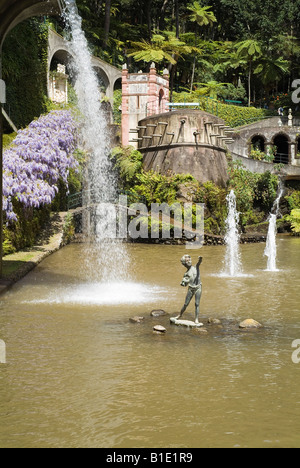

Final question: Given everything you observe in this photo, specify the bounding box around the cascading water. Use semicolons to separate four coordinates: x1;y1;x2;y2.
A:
63;0;129;282
222;190;244;277
264;182;284;272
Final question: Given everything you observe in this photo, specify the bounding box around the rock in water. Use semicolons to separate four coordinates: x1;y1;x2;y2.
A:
153;325;167;334
170;317;204;328
208;318;222;325
129;316;145;324
239;319;263;329
151;309;167;317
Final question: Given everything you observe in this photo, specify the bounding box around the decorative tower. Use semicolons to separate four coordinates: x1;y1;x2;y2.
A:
121;63;169;147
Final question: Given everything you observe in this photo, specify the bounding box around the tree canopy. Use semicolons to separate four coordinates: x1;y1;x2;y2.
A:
62;0;300;107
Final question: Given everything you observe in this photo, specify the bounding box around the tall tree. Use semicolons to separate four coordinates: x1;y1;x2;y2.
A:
236;39;262;106
187;2;217;90
103;0;112;47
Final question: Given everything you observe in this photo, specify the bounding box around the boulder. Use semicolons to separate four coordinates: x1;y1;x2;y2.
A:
239;319;263;329
129;316;145;324
150;309;167;317
208;318;222;325
153;325;167;334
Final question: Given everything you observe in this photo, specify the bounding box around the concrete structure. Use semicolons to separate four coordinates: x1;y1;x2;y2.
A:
134;110;234;187
227;115;300;181
122;63;169;147
48;29;122;104
0;0;62;48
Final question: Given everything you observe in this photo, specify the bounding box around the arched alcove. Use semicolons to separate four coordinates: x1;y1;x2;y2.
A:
251;134;266;153
273;134;290;164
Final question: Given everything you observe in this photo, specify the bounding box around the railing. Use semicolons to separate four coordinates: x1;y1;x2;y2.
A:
274;153;289;165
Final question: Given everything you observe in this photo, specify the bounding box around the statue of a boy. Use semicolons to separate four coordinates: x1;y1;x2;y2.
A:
176;255;203;324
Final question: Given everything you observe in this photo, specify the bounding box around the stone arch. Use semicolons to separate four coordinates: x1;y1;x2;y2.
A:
47;29;122;102
249;134;266;155
272;133;291;164
93;66;110;95
113;77;122;91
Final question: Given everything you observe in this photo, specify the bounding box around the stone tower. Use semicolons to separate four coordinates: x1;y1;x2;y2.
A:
121;63;170;147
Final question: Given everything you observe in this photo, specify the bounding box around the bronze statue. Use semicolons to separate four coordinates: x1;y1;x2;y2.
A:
176;255;203;324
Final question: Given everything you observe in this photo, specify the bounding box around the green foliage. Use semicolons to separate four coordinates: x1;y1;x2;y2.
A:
3;133;17;149
111;146;143;187
172;91;269;127
227;161;279;213
62;213;76;245
113;89;122;124
128;32;193;66
2;19;49;129
286;209;300;235
3;204;51;254
255;171;279;211
133;171;180;205
285;190;300;210
197;181;227;234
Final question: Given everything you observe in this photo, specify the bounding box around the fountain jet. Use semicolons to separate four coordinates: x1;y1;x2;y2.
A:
223;190;244;277
264;181;284;272
63;0;129;281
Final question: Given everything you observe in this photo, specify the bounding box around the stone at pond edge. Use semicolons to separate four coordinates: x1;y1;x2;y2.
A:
239;319;263;329
208;318;222;325
129;316;145;324
170;317;204;328
153;325;167;334
151;309;167;317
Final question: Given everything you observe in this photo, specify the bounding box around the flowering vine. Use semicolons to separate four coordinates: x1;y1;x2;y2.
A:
3;110;79;223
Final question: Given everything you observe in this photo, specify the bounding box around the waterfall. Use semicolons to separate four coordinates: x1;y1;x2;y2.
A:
223;190;244;277
63;0;129;281
264;182;284;272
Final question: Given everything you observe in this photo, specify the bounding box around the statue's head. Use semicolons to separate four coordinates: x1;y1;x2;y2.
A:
181;255;192;268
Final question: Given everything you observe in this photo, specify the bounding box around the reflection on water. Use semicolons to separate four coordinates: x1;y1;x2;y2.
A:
24;282;169;306
0;238;300;448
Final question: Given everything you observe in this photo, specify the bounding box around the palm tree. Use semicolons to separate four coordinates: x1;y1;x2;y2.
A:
128;33;192;67
194;80;230;99
254;56;289;89
236;39;262;107
187;1;217;90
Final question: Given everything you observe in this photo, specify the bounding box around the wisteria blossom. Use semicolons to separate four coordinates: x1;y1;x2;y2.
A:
3;110;79;223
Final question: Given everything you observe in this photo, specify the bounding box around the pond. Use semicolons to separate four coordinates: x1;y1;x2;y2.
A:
0;238;299;448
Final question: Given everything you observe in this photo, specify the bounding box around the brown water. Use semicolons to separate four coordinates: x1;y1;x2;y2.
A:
0;238;299;448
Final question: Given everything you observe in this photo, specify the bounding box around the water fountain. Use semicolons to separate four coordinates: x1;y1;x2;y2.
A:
264;182;284;272
64;0;129;282
222;190;244;277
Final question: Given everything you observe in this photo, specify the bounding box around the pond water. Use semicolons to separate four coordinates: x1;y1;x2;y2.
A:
0;238;299;448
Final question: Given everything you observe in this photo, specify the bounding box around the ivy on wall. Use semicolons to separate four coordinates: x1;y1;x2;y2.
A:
2;19;49;130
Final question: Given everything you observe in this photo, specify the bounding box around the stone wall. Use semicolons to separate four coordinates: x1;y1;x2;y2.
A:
136;110;232;187
227;116;300;169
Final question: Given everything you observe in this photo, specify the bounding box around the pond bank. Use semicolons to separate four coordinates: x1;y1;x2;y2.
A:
0;212;68;296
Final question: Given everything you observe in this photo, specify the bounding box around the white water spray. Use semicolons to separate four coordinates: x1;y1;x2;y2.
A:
264;182;284;272
222;190;244;277
64;0;129;281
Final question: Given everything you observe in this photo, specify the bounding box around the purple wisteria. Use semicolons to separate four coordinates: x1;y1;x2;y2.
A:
3;110;78;223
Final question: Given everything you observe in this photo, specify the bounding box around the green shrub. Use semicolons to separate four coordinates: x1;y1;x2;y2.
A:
172;91;271;127
287;209;300;235
3;203;51;253
62;213;76;245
